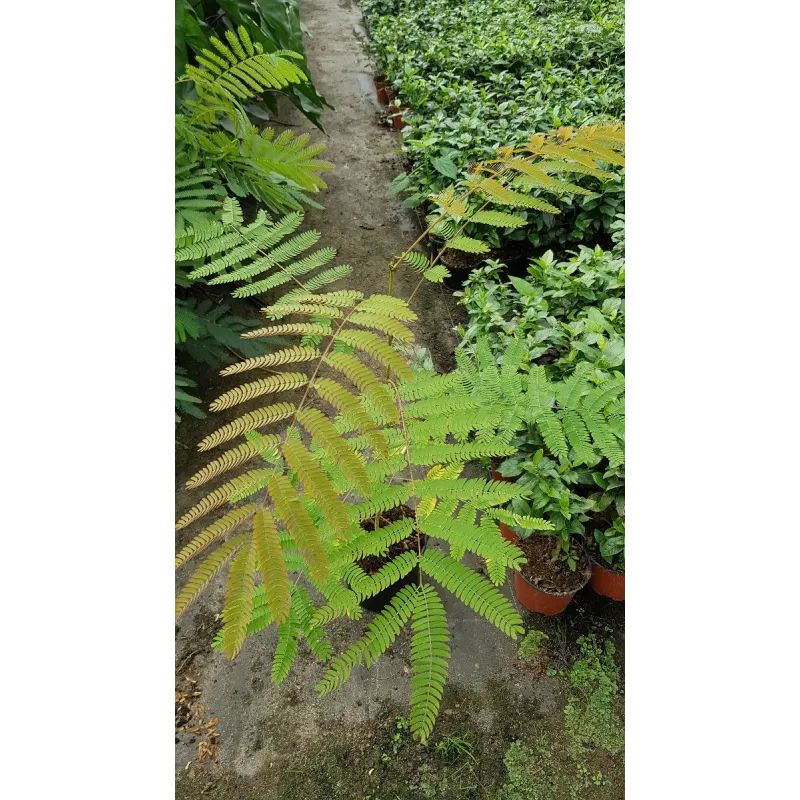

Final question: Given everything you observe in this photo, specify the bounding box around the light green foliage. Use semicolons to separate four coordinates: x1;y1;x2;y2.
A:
500;738;558;800
459;227;625;563
176;26;332;228
176;0;328;127
387;125;624;288
563;633;624;757
176;249;531;741
175;21;333;424
518;629;549;661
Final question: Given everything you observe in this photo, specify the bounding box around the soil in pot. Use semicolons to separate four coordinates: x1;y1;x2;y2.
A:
516;536;591;595
357;504;425;612
429;245;485;292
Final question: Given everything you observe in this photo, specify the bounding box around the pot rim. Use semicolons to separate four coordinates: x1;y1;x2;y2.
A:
589;553;625;576
515;567;589;598
512;540;592;597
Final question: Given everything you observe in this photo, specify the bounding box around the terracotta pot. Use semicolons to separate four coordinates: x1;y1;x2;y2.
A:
389;104;407;130
490;462;515;483
374;75;391;105
514;570;587;616
589;560;625;601
499;521;518;544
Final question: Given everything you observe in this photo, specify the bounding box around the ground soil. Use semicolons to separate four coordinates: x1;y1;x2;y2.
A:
175;2;624;797
517;536;592;594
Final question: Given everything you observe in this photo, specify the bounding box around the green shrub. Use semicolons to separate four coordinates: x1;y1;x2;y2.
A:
362;0;624;247
459;237;625;381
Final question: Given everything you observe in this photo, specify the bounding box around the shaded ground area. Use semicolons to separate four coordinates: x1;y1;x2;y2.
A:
175;2;624;798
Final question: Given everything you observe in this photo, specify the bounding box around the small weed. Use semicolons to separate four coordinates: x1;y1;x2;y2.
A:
517;630;549;661
500;738;558;800
576;763;606;786
435;733;475;763
380;716;412;763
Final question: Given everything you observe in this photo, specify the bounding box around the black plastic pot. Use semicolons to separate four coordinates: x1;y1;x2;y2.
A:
358;534;428;613
359;564;422;612
442;268;472;293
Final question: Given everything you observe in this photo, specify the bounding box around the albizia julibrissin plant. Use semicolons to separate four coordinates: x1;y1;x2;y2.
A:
175;122;624;741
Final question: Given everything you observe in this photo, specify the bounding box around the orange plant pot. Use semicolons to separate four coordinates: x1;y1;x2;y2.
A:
389;104;407;130
589;561;625;601
490;464;515;483
499;522;518;544
374;76;391;105
514;571;586;616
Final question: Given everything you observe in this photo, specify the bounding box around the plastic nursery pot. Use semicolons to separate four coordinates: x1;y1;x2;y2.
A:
498;522;519;544
360;564;421;612
374;75;391;105
358;530;428;613
514;570;587;616
442;268;470;293
589;559;625;601
489;461;515;484
389;104;408;130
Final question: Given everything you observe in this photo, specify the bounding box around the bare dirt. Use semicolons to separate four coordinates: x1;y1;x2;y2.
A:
175;1;625;797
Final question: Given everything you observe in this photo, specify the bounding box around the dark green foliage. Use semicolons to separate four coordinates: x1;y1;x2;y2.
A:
176;0;329;127
362;0;624;247
461;238;624;381
175;297;269;368
175;367;206;424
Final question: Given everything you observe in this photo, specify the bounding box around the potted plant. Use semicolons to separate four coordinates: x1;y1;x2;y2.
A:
452;346;624;616
389;102;408;130
374;74;393;105
583;458;624;600
589;517;624;600
501;447;593;615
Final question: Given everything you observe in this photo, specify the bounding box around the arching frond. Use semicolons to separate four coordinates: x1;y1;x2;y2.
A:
175;470;272;530
185;435;281;488
197;402;296;451
209;372;308;412
219;346;320;376
175;534;247;619
420;550;524;639
409;584;450;743
175;504;258;569
252;508;290;624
